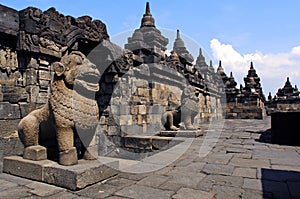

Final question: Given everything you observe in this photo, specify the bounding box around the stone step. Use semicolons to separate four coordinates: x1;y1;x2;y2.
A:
123;135;184;151
158;129;204;138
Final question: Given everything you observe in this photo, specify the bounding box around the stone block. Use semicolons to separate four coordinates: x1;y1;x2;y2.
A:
119;115;133;126
108;125;120;136
119;105;130;115
99;116;106;125
0;119;20;132
138;105;147;115
44;160;118;190
38;70;51;80
2;86;28;103
0;4;19;36
124;135;152;150
23;145;47;161
137;115;143;125
0;102;20;119
19;102;37;118
39;80;50;90
130;105;138;115
133;79;148;88
37;92;49;104
3;156;119;190
3;156;53;181
26;68;38;85
159;130;204;138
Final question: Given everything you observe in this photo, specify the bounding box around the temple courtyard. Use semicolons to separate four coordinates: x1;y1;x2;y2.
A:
0;116;300;199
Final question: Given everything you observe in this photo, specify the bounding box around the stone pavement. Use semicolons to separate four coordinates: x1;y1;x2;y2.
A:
1;116;300;199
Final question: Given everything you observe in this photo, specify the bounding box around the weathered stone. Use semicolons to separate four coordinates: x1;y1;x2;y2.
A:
0;5;19;36
23;145;47;161
124;135;152;150
0;102;20;119
173;187;214;199
119;115;133;126
43;160;118;190
242;178;262;191
159;130;204;138
138;105;147;115
136;175;169;188
229;157;270;168
115;184;174;199
233;167;257;178
3;156;119;190
18;52;100;166
3;156;53;181
202;163;235;176
26;181;63;197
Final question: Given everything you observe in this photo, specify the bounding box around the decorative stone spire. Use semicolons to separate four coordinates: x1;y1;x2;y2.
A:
268;92;272;101
172;29;193;63
217;60;224;73
125;2;168;63
196;48;206;66
250;61;254;69
173;30;185;49
243;62;264;97
141;2;155;27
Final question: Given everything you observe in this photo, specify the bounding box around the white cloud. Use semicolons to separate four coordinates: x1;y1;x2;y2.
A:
210;38;300;95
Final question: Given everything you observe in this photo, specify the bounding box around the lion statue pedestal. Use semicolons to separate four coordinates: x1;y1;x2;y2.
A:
18;51;100;166
3;51;119;190
160;86;204;138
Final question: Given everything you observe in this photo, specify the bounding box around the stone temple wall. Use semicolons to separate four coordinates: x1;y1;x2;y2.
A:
0;4;109;159
0;4;224;158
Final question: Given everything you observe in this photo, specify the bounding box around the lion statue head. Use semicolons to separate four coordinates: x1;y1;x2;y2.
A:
52;51;100;93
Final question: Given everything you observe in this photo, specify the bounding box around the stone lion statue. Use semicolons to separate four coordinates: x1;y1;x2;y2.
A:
162;86;200;130
18;51;100;166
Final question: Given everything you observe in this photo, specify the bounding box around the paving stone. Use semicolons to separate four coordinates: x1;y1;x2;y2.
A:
242;178;262;191
172;187;214;199
76;182;119;198
47;191;80;199
26;181;64;197
167;162;206;175
202;163;235;176
212;185;244;199
203;153;233;164
105;177;136;188
136;174;170;188
197;175;244;191
115;184;174;199
225;147;248;154
0;186;33;198
270;157;300;166
229;157;270;168
232;167;257;178
253;149;300;161
105;196;130;199
242;189;265;199
271;164;300;172
0;178;18;191
163;172;206;189
0;173;33;185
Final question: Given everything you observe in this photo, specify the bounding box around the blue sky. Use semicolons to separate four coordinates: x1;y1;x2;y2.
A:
1;0;300;96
